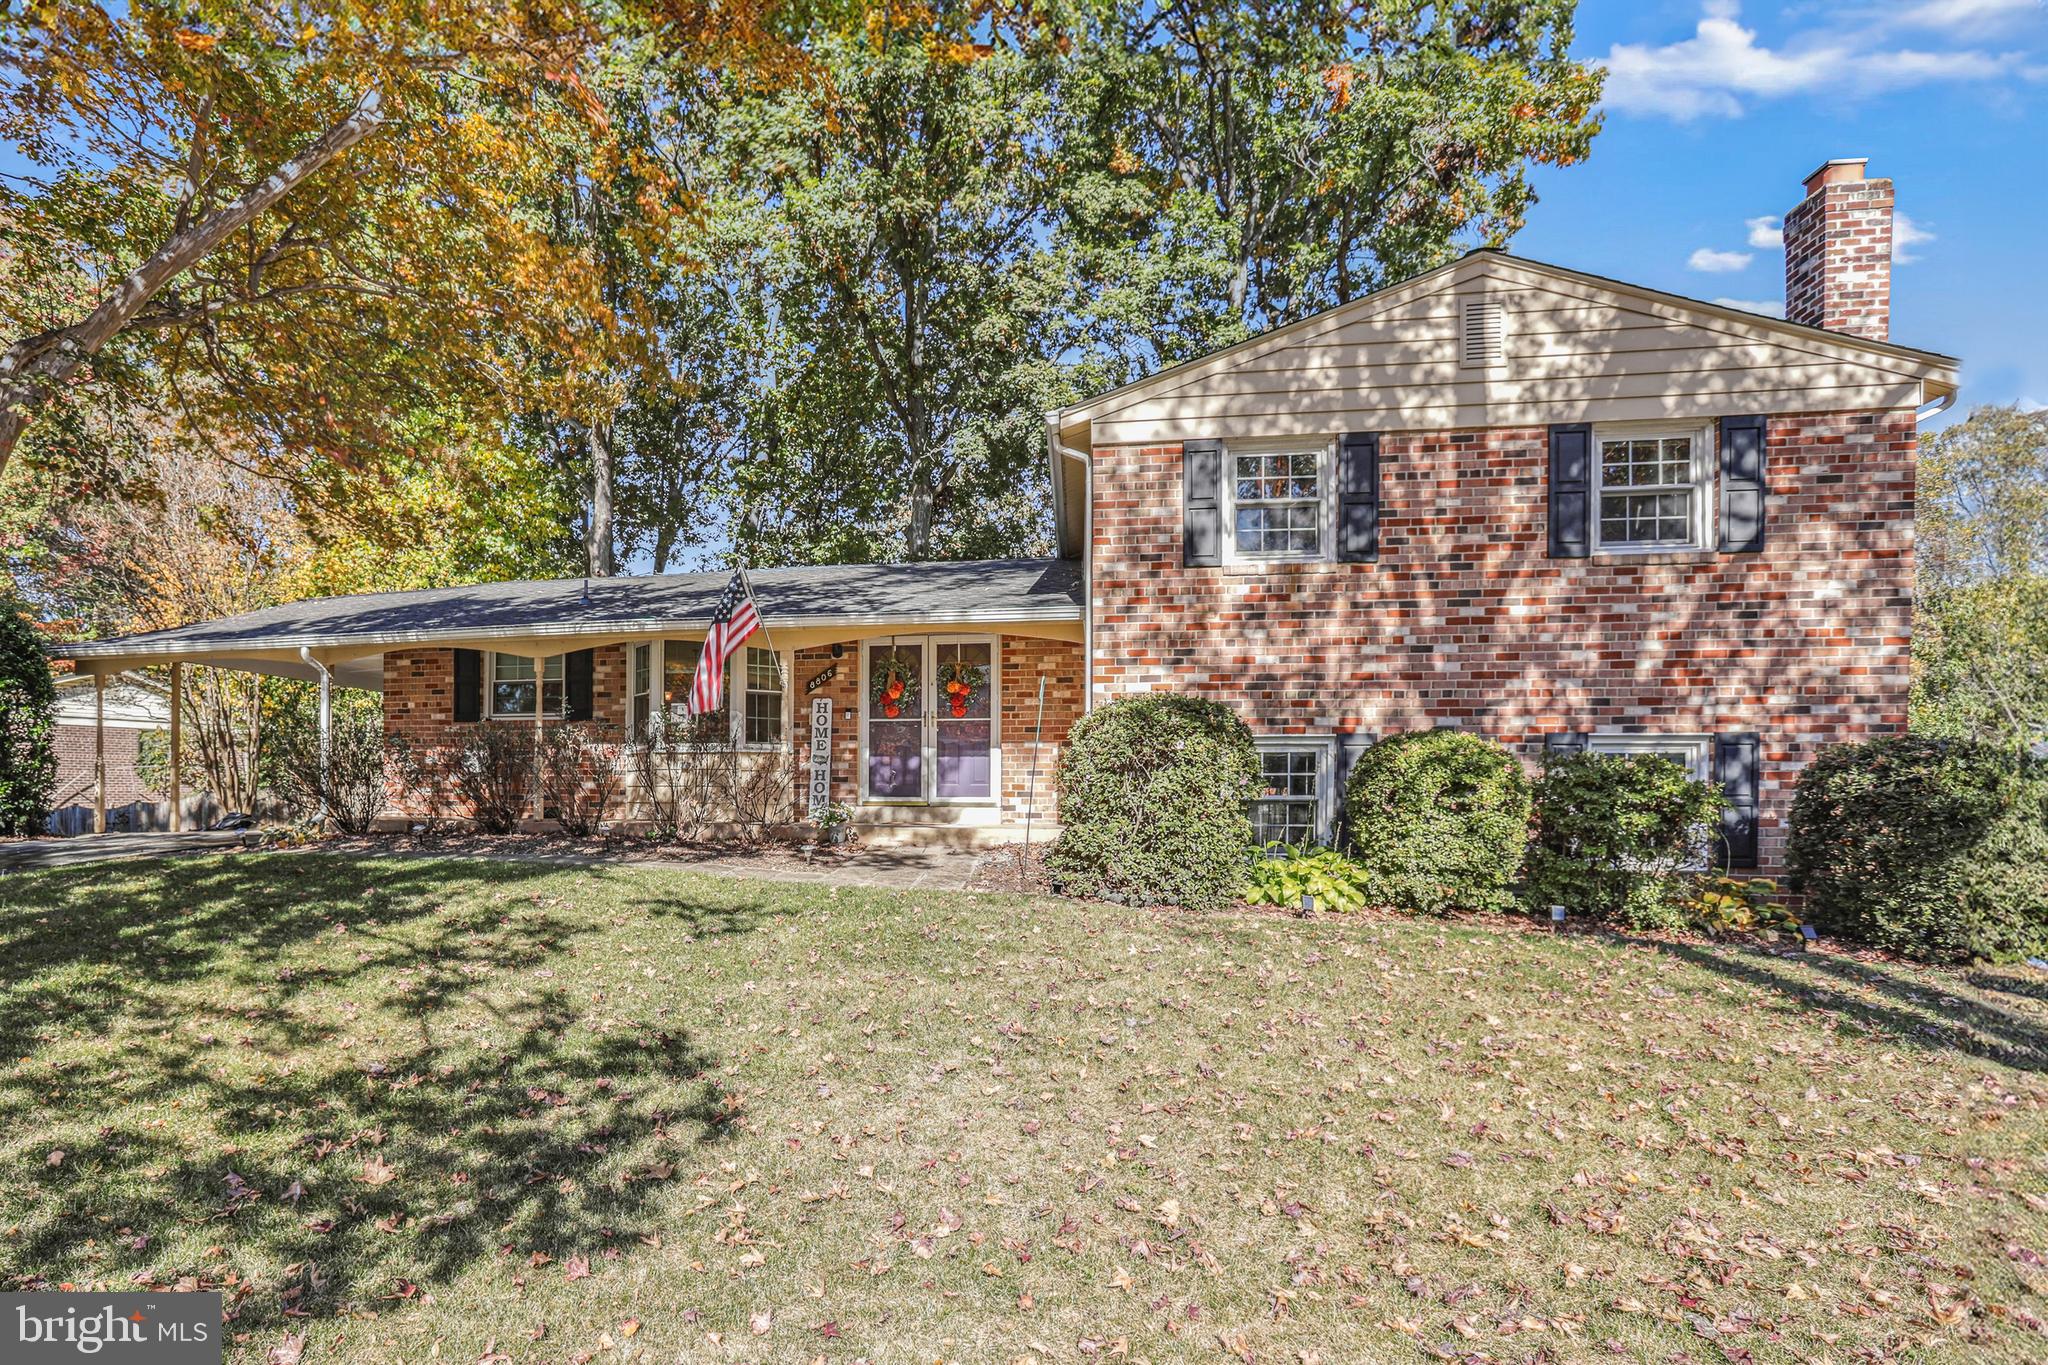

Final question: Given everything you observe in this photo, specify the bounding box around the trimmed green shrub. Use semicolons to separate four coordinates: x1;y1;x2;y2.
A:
1787;736;2048;963
1243;845;1370;913
0;602;56;837
1344;730;1531;913
1527;752;1724;930
1047;693;1260;909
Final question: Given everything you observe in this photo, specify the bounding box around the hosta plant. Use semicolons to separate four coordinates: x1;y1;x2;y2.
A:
1243;845;1371;913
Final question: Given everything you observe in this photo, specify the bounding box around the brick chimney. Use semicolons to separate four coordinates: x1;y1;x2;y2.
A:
1782;157;1892;341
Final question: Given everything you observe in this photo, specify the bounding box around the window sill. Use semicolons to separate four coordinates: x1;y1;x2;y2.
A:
1590;547;1720;566
1218;558;1347;575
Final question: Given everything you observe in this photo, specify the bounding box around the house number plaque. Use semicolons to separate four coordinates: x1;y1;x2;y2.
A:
807;697;832;819
804;664;837;694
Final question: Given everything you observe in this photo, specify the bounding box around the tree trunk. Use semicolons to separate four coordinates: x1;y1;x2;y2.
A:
0;90;386;477
587;418;616;577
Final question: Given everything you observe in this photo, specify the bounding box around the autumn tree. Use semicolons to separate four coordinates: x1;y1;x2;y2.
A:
0;0;792;486
1912;405;2048;749
1066;0;1603;368
716;3;1071;563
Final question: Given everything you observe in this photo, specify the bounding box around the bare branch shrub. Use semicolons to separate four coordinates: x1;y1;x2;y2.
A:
541;721;626;837
451;724;535;835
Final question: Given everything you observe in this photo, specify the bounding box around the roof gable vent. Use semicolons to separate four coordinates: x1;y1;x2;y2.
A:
1460;297;1505;368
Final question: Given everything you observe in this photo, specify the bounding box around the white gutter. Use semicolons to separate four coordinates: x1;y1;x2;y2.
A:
1047;416;1094;712
298;647;333;828
1914;391;1955;423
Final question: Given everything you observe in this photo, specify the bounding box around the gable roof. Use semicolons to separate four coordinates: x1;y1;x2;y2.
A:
1051;248;1957;439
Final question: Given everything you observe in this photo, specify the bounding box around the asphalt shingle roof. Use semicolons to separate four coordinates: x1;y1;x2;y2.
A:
55;558;1082;661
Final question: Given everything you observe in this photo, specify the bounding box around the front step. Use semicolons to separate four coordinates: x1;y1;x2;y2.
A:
853;819;1060;850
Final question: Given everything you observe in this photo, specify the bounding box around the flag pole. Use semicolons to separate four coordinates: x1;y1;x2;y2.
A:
737;565;786;686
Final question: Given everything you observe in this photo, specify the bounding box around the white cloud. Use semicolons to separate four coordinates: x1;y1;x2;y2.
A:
1892;0;2040;33
1713;297;1787;317
1596;2;2037;120
1689;247;1755;273
1745;215;1784;249
1893;211;1936;263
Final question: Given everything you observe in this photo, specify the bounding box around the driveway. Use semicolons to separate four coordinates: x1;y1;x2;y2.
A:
0;831;255;872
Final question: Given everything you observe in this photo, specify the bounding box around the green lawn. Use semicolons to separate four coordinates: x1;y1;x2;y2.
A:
1;854;2045;1363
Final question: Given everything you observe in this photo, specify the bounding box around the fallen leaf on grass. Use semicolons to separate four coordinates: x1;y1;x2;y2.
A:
563;1255;591;1282
750;1309;772;1335
359;1156;397;1186
266;1333;306;1365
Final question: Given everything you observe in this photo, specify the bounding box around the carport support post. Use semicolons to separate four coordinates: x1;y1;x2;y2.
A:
318;659;333;825
168;662;183;833
93;673;106;834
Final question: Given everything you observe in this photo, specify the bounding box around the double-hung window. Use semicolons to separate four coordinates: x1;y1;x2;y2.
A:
626;640;783;747
1586;733;1710;783
1228;443;1330;560
1594;427;1708;551
742;647;784;746
1251;738;1337;847
489;653;564;718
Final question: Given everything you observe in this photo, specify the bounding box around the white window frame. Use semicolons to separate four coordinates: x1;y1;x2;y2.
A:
1251;736;1339;847
1592;421;1712;554
1222;438;1337;565
486;652;565;720
1587;732;1715;869
856;635;1003;807
627;639;788;751
1586;732;1712;783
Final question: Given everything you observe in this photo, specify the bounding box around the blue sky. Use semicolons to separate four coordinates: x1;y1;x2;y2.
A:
1515;0;2048;423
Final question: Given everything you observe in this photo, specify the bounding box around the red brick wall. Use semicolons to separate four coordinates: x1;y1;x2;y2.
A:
1089;411;1918;873
386;635;1082;827
381;645;630;819
1000;635;1084;820
51;725;151;811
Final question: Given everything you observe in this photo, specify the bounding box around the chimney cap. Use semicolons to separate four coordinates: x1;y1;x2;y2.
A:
1803;157;1871;195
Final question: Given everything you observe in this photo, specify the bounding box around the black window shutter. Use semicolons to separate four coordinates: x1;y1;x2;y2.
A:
1183;438;1223;567
452;648;482;723
1333;733;1376;843
1716;732;1762;869
1337;432;1381;562
1719;414;1768;553
565;648;595;722
1548;423;1592;558
1543;732;1589;756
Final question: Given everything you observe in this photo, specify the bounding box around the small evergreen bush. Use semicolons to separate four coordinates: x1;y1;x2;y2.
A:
0;603;56;837
1527;752;1724;929
1788;736;2048;963
1344;730;1531;913
1047;693;1260;909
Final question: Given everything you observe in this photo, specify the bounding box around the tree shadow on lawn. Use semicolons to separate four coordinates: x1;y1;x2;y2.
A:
1638;935;2048;1074
0;853;782;1334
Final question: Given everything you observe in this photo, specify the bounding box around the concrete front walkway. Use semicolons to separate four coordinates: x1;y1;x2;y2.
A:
0;831;255;872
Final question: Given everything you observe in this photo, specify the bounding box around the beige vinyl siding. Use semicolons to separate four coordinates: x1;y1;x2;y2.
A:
1074;254;1955;447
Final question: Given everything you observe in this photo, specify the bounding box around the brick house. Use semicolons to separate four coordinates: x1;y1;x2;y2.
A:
55;158;1957;869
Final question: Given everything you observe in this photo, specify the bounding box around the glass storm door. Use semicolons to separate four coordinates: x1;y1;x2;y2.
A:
865;643;924;799
933;639;994;799
864;638;997;802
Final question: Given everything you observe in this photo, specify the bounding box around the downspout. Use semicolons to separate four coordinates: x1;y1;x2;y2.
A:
298;647;332;828
1047;417;1094;712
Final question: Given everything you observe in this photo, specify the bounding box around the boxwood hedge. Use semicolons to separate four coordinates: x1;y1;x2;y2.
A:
1787;736;2048;963
1046;693;1261;909
1344;729;1532;913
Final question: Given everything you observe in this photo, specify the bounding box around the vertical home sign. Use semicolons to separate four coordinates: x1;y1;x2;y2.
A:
808;697;832;819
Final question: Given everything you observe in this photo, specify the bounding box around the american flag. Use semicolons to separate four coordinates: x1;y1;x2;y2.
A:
688;569;762;715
